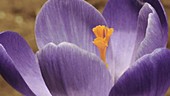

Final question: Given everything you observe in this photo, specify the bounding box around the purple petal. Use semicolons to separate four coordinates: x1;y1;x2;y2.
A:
37;42;113;96
103;1;168;80
132;3;168;61
109;48;170;96
0;31;51;96
35;0;106;55
102;0;142;80
143;0;168;32
0;44;35;95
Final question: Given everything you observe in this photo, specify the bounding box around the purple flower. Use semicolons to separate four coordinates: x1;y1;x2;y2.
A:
0;0;170;96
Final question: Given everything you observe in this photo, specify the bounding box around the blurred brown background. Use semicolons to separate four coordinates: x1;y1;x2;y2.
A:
0;0;170;95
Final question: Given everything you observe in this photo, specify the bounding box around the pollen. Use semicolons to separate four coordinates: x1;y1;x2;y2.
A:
92;25;113;67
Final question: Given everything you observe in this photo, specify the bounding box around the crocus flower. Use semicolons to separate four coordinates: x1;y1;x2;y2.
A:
0;0;170;96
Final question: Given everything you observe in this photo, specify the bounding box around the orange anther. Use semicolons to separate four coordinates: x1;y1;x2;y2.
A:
92;25;114;67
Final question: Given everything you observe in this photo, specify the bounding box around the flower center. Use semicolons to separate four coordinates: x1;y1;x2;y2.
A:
92;25;114;68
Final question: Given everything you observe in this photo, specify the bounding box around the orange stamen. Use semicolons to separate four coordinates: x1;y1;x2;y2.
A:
92;25;114;68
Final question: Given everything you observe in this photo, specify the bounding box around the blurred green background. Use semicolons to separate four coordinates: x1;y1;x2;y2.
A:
0;0;170;95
